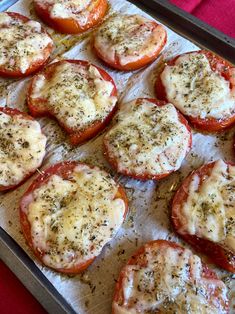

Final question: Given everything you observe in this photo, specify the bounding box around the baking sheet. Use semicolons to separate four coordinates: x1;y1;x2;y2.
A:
0;0;234;313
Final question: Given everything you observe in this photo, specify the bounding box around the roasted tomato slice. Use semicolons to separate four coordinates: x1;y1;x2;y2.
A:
113;240;229;313
93;14;167;71
34;0;108;34
20;161;128;273
27;59;118;146
172;159;235;273
0;107;46;191
103;98;192;180
0;12;53;78
155;50;235;132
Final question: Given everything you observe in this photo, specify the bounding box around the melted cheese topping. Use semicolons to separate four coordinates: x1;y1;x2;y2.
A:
31;62;117;130
0;13;53;74
0;111;46;186
161;52;235;120
36;0;91;24
104;100;190;175
94;14;166;66
180;159;235;253
113;244;228;314
25;164;125;269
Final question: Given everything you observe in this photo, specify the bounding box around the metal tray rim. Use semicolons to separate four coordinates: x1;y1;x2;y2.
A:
0;0;234;313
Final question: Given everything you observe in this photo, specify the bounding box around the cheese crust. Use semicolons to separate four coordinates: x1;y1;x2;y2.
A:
30;61;117;131
161;52;235;120
0;110;46;187
94;14;166;66
104;99;191;177
22;164;126;270
35;0;92;23
180;159;235;253
0;12;53;74
113;242;228;314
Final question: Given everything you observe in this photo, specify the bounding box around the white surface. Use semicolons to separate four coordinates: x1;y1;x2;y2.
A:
0;0;234;313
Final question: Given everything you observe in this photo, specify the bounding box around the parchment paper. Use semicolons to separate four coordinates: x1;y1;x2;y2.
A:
0;1;234;313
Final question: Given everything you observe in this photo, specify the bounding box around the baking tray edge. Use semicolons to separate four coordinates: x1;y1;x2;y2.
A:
131;0;235;64
0;0;18;11
0;227;77;314
0;0;234;313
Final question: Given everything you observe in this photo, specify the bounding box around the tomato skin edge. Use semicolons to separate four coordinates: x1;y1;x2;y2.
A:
188;114;235;133
0;107;46;191
112;239;229;313
171;161;235;273
93;22;167;71
19;161;129;274
34;0;108;34
155;50;235;132
233;133;235;155
0;12;53;78
103;98;192;181
27;59;118;146
68;101;118;145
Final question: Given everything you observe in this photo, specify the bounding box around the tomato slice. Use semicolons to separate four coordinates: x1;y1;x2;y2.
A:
27;59;117;146
103;98;192;180
234;133;235;155
0;12;53;78
172;160;235;273
93;14;167;71
155;50;235;132
34;0;108;34
20;161;128;274
113;240;229;313
0;107;46;191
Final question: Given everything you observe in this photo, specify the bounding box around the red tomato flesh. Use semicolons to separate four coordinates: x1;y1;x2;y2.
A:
20;161;128;274
155;50;235;132
172;161;235;273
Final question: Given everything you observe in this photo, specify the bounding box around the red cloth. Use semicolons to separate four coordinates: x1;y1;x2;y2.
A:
1;2;234;314
0;260;47;314
170;0;235;38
